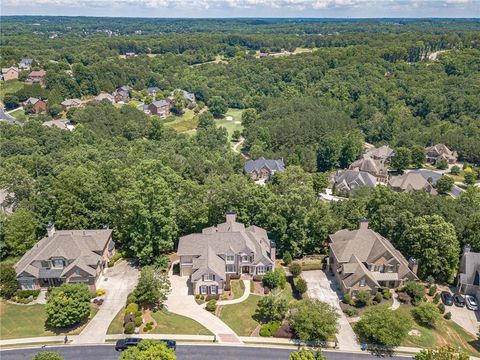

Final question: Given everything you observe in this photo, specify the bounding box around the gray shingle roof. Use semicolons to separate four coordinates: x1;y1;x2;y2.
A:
151;100;169;108
333;169;376;192
365;145;395;160
244;157;285;174
15;229;112;278
459;250;480;286
389;172;435;193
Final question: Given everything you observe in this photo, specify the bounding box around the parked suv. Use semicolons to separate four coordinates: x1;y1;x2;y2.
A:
440;291;453;306
465;295;478;311
453;293;465;307
115;338;176;351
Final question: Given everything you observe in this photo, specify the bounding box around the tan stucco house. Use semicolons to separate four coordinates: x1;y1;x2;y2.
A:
15;223;114;292
177;213;275;296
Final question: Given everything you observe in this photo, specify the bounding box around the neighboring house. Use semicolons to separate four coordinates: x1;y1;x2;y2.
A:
349;156;388;184
408;169;442;185
15;223;114;292
175;89;196;107
328;219;418;296
23;97;47;113
244;157;285;181
425;144;457;165
93;92;115;104
332;169;376;196
389;172;437;195
61;98;84;110
138;104;151;115
457;244;480;301
148;99;171;119
147;87;160;97
1;67;19;81
364;145;395;163
0;189;14;214
113;86;131;102
177;213;276;296
25;70;47;85
43;119;75;131
18;58;33;71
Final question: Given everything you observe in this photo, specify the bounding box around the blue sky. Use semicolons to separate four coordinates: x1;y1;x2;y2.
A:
1;0;479;18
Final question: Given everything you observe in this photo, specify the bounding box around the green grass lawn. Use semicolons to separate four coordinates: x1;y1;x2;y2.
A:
107;307;125;335
231;280;246;299
395;305;479;356
215;108;244;141
0;301;98;339
150;309;212;335
0;80;24;101
9;108;26;120
218;294;262;336
165;109;198;133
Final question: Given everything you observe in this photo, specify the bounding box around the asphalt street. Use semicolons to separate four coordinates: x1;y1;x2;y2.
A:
0;344;410;360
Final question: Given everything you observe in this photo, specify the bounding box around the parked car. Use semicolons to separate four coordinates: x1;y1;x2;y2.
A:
115;338;176;351
465;295;478;311
453;293;465;307
440;291;453;306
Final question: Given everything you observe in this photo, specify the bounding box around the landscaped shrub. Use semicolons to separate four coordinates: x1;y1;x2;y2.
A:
437;303;445;314
343;308;358;317
383;291;392;300
252;275;263;282
143;323;152;332
433;293;440;304
96;289;106;297
397;292;411;304
428;285;437;297
134;316;143;327
426;276;435;286
125;302;139;316
444;312;452;320
263;269;286;290
16;289;41;299
200;295;205;301
282;251;292;265
108;252;122;267
195;294;200;300
405;281;425;306
412;302;441;328
343;293;352;305
155;254;170;270
206;299;217;312
126;292;137;305
355;291;370;307
0;264;18;299
295;278;307;295
259;321;280;337
374;293;383;303
124;321;135;334
289;263;302;277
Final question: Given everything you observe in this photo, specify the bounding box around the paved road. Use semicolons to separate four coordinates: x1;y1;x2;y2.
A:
0;345;409;360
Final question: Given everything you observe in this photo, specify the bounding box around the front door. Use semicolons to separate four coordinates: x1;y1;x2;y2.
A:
242;266;250;274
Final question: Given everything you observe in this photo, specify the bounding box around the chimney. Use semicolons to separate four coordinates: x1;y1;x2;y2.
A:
463;244;471;255
359;217;369;230
226;211;236;224
46;222;55;237
408;257;418;275
270;240;276;262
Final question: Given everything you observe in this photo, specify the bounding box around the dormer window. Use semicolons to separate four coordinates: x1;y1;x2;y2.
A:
241;255;249;263
359;278;366;287
52;259;64;269
226;255;235;262
203;274;215;281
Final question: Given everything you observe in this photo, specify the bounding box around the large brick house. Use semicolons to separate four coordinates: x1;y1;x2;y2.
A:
328;219;418;296
244;157;285;182
15;223;114;292
23;97;47;113
148;99;171;119
177;213;275;296
25;70;47;85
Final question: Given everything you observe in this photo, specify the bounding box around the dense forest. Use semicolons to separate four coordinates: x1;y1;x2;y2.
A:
1;17;480;284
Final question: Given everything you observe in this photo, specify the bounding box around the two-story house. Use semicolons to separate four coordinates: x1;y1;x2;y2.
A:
244;157;285;182
148;99;171;119
457;244;480;301
15;223;114;292
25;70;47;86
328;219;418;296
177;213;275;296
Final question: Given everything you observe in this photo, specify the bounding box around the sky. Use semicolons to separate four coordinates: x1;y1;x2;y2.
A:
1;0;479;18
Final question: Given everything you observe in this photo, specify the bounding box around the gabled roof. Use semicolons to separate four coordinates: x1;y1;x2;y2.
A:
2;67;19;74
19;58;33;65
24;97;41;105
28;70;46;77
244;157;285;174
333;169;376;190
350;156;387;176
389;172;433;192
61;98;82;106
15;229;112;279
459;250;480;285
425;143;455;158
364;145;395;161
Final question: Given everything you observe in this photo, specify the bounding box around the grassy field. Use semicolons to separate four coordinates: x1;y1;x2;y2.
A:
0;80;24;101
107;307;212;335
0;301;98;339
150;309;212;335
165;109;198;133
396;305;480;356
215;108;244;140
218;294;262;336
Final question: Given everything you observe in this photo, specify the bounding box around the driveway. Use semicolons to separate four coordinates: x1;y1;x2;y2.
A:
73;261;139;344
449;304;479;336
165;271;241;343
301;270;360;351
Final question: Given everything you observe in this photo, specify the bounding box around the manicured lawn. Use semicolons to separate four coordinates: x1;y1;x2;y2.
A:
0;301;98;339
231;280;246;299
0;80;24;101
150;309;212;335
215;108;244;140
396;305;480;356
165;109;198;133
218;294;261;336
9;108;26;120
107;307;125;334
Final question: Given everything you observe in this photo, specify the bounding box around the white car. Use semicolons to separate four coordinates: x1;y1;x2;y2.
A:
465;295;478;311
